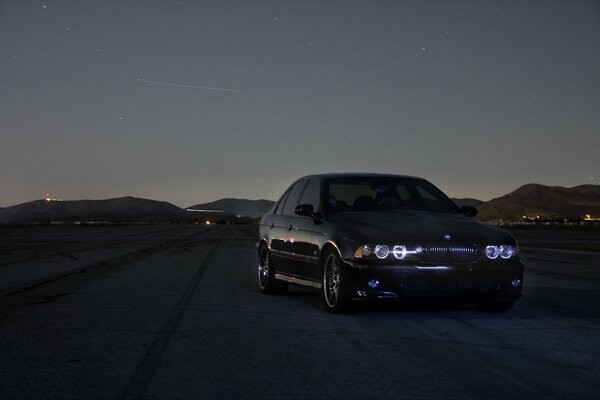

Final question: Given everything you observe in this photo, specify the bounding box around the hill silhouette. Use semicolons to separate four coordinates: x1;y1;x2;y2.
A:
476;184;600;220
2;184;598;224
0;196;191;224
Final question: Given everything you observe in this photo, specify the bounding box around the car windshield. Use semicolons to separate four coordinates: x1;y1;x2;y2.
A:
324;177;459;214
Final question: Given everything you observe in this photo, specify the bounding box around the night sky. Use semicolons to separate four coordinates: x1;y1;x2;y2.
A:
1;0;599;207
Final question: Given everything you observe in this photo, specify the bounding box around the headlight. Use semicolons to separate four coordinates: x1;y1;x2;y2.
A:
374;245;389;259
485;245;518;260
354;244;418;260
354;245;372;258
499;245;513;259
361;245;372;257
485;246;499;259
392;245;408;260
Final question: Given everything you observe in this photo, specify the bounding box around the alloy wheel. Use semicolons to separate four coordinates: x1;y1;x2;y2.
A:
324;254;340;307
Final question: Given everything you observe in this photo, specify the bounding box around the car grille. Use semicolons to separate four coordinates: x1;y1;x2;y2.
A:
421;245;478;262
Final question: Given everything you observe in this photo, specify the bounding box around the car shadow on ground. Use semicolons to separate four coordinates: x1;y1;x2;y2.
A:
280;285;519;318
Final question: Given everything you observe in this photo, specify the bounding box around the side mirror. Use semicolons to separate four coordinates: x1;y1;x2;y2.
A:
295;204;314;217
460;205;478;217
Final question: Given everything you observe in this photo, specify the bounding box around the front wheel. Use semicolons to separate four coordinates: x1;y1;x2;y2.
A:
258;245;287;294
322;250;354;313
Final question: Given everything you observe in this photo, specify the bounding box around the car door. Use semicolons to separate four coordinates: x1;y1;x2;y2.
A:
288;177;322;280
271;180;308;274
268;189;290;272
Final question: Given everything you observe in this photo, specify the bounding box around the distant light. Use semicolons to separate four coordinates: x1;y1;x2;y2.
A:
585;214;600;221
45;194;62;202
205;220;211;225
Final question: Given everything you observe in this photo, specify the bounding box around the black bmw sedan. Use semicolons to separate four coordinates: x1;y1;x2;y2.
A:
257;173;523;313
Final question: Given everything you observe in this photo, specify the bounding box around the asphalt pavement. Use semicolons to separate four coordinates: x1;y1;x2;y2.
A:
0;224;598;399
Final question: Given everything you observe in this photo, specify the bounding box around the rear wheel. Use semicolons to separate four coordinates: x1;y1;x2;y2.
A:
322;250;354;313
258;245;287;294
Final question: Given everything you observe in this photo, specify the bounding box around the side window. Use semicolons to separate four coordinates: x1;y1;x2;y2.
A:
299;178;321;211
282;180;308;215
415;185;444;211
394;185;411;202
274;190;290;214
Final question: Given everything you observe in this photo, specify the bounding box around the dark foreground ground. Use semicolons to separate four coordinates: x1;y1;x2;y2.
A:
0;225;599;399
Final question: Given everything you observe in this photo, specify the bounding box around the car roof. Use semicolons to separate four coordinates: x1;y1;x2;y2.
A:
295;173;425;181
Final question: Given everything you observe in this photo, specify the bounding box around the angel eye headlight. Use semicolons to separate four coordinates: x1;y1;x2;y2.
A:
499;245;513;259
486;245;517;259
392;245;407;260
485;245;499;259
374;245;389;259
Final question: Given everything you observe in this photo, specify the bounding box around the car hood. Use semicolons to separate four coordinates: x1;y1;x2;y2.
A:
326;210;514;245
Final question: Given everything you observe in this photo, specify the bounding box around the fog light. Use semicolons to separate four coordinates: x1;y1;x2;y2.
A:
512;279;522;287
368;279;380;288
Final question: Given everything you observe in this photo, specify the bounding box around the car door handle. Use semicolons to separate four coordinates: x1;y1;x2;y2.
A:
288;224;292;231
270;223;274;229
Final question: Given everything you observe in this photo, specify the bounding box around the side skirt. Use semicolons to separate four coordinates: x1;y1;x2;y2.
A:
275;273;322;289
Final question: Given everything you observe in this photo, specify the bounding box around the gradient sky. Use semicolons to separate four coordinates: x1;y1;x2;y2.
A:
1;0;599;208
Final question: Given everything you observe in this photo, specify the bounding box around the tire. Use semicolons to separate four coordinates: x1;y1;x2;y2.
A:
476;300;514;313
322;250;354;313
258;244;288;294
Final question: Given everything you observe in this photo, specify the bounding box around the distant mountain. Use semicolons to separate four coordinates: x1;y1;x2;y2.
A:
0;196;192;224
476;184;600;221
188;198;275;218
452;198;484;208
3;185;597;224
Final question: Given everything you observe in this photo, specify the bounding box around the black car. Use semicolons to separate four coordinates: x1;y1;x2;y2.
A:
257;173;523;313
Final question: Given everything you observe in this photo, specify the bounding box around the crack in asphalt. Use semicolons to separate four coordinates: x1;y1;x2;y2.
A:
120;228;226;400
0;228;213;298
0;226;190;267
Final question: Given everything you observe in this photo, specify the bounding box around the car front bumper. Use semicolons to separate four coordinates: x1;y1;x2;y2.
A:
344;259;524;301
